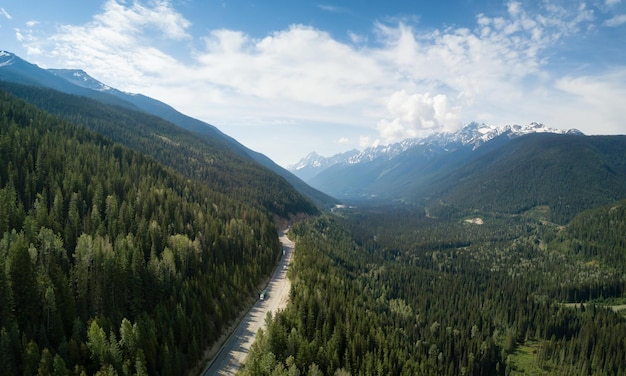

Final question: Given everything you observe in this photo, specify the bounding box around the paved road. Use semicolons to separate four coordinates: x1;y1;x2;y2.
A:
201;230;294;375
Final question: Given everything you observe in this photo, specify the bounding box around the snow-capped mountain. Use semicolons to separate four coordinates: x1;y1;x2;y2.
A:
289;122;583;181
288;150;359;181
48;69;116;92
441;122;582;149
0;50;16;67
291;150;354;170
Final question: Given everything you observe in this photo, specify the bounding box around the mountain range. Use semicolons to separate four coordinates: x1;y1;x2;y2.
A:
289;122;626;224
289;122;583;180
2;50;626;225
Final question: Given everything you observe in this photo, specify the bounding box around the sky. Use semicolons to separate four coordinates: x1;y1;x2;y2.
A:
1;0;625;167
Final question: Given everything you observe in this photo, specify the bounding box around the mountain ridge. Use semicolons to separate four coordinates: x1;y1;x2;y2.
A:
0;50;337;209
287;122;625;224
46;65;337;209
289;121;583;181
424;133;626;223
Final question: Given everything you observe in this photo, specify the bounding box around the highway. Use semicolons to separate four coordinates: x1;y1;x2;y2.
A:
201;230;294;375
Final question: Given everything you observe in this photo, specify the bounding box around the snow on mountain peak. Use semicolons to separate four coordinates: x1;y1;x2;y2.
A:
288;149;359;174
0;51;16;67
48;68;114;92
289;122;583;177
293;152;323;170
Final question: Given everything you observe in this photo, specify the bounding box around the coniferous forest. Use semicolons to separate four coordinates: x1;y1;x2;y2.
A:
0;80;320;218
0;89;296;374
240;204;626;375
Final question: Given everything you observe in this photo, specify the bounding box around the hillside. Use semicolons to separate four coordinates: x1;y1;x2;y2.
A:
0;51;335;209
0;80;320;218
47;68;337;209
0;51;135;110
303;129;626;224
0;90;283;374
550;198;626;268
303;123;579;200
427;133;626;224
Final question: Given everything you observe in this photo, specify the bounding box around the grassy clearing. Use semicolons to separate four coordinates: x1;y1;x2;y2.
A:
521;205;551;222
507;341;554;375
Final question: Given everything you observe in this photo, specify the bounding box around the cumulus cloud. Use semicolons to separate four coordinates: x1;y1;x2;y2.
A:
377;91;461;142
360;136;379;148
93;0;190;40
196;25;384;107
187;0;596;144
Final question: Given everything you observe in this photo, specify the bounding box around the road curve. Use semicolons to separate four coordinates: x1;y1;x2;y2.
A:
201;230;294;375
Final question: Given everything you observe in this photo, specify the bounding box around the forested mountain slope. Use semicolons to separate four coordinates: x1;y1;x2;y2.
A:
306;130;626;225
0;80;319;218
47;68;337;209
0;52;336;209
426;133;626;224
0;51;136;110
0;90;283;374
550;198;626;267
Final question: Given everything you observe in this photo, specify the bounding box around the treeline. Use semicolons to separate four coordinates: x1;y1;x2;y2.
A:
0;89;282;374
0;80;318;218
241;210;626;375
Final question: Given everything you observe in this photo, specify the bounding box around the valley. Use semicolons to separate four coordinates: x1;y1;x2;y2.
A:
0;80;310;375
202;230;294;375
239;203;626;375
0;50;625;375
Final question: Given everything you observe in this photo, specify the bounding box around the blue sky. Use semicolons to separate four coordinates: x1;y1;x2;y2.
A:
1;0;626;166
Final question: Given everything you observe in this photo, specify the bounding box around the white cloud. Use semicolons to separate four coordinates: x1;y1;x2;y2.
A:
606;0;621;6
15;27;41;55
196;25;385;107
347;31;367;44
605;14;626;26
360;136;379;148
94;0;190;40
377;91;461;142
17;0;626;164
1;7;12;20
318;5;348;14
553;69;626;134
21;0;191;88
